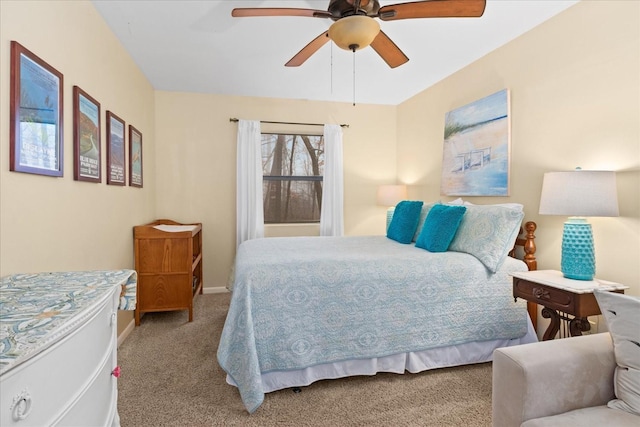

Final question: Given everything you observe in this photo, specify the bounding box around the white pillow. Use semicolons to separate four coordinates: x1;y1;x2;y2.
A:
447;198;524;211
467;201;524;211
594;290;640;416
447;198;465;206
448;204;524;272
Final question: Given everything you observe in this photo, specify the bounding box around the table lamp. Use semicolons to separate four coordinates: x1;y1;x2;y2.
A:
377;185;408;207
538;169;619;280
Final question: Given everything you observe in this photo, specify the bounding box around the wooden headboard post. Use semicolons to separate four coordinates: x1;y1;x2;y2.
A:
522;221;537;271
511;221;538;329
510;221;537;271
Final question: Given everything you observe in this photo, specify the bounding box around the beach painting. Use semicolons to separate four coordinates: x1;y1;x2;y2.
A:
440;89;511;196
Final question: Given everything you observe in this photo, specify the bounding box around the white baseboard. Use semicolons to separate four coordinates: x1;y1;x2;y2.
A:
117;317;136;348
203;286;229;294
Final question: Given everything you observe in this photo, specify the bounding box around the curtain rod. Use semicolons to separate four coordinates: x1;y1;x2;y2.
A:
229;118;349;128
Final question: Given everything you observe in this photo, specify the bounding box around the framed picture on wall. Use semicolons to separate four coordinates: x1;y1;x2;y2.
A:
129;125;143;188
73;86;101;183
440;89;511;197
106;111;126;186
9;41;64;177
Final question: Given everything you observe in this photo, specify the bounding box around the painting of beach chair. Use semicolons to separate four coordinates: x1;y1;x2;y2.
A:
441;89;510;196
452;146;492;172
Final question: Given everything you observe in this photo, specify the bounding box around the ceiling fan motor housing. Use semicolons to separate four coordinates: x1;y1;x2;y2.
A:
328;0;381;19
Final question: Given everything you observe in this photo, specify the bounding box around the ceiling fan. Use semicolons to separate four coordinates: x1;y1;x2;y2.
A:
231;0;486;68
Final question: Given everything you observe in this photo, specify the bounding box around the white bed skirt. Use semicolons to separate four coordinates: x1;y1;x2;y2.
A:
227;317;538;393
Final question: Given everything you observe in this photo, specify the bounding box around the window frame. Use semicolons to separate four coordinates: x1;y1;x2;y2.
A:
261;132;324;224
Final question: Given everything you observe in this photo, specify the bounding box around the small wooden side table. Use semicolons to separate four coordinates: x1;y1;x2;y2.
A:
511;270;628;341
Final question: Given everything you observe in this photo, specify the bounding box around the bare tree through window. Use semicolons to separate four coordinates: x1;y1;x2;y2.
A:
262;133;324;223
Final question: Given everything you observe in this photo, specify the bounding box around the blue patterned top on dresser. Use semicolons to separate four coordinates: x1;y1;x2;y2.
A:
0;270;137;375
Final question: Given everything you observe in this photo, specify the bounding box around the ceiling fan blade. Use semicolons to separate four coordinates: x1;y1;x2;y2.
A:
232;8;332;19
285;32;331;67
370;30;409;68
378;0;486;21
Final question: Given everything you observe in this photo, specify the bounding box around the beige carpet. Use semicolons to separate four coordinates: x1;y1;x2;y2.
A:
117;293;493;426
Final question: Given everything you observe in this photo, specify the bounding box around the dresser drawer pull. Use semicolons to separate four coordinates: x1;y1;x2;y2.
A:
10;389;32;421
112;366;121;378
533;287;550;300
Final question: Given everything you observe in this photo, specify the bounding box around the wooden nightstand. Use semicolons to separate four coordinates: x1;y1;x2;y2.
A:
511;270;628;341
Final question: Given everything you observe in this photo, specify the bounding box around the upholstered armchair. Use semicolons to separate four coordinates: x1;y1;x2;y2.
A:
492;333;639;426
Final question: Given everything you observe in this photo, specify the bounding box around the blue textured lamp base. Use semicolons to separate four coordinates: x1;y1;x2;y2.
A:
561;218;595;281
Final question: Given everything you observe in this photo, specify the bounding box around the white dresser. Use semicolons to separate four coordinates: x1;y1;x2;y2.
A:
0;270;137;427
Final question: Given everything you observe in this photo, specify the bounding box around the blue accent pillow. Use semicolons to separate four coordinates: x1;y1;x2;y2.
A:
386;203;437;242
415;204;467;252
387;201;424;244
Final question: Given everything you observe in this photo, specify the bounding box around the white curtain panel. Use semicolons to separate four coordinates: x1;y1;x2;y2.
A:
236;119;264;250
320;124;344;236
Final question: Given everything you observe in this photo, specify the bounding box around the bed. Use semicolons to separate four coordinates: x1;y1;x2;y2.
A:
217;201;538;413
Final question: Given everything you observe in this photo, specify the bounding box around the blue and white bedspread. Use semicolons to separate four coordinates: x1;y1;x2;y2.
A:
217;236;528;413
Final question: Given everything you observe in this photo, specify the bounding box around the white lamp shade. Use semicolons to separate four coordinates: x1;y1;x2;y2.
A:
377;185;407;207
328;15;380;51
539;170;619;217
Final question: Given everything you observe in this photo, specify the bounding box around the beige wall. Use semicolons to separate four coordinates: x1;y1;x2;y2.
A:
0;1;156;332
1;0;637;340
154;92;397;288
397;0;640;303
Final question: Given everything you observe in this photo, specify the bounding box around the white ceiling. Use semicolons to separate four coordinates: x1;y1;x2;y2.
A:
92;0;579;106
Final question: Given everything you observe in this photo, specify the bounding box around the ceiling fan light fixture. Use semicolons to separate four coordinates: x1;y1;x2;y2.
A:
328;15;380;51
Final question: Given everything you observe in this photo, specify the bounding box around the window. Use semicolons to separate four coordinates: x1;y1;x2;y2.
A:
262;133;324;223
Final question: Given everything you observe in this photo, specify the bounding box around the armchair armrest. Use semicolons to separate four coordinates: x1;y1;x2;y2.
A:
492;333;616;427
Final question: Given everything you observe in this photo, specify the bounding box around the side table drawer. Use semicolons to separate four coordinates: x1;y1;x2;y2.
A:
513;278;575;313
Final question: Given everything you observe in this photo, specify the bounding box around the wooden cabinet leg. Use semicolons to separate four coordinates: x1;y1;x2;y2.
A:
526;301;537;331
541;307;560;340
569;317;590;336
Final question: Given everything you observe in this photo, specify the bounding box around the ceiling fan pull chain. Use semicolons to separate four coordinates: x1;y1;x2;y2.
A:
352;47;356;106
